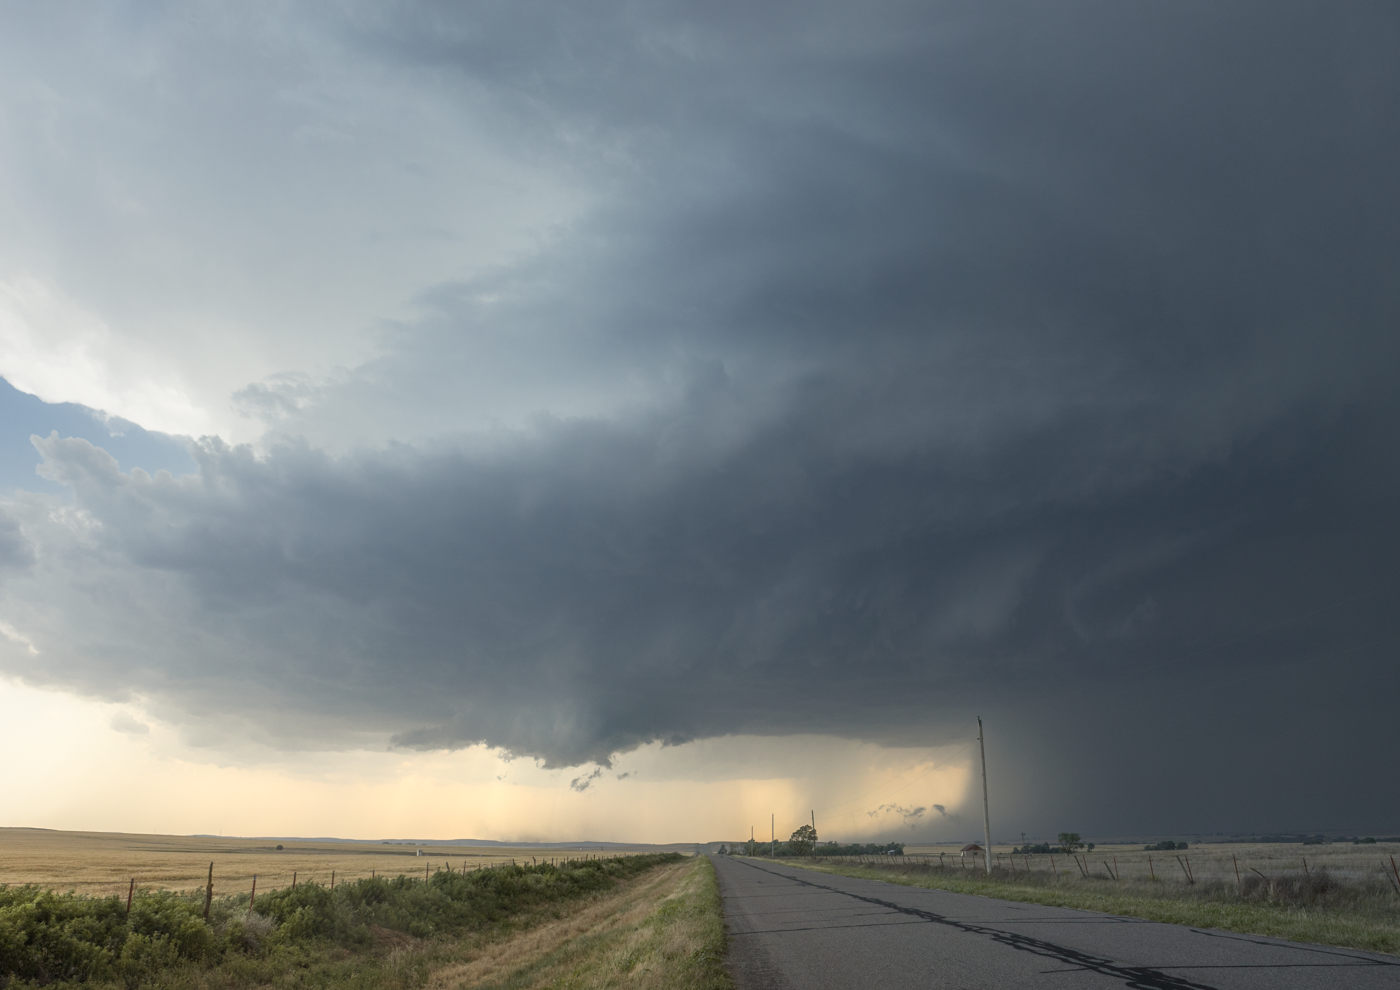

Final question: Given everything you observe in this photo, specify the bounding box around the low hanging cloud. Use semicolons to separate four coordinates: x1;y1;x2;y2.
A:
0;1;1396;835
570;768;605;793
869;805;929;827
108;711;150;736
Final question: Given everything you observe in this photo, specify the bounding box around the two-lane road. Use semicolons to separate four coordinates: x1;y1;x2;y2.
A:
712;855;1400;989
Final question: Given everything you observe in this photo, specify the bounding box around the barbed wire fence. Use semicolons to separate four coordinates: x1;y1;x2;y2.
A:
0;852;628;901
746;848;1400;891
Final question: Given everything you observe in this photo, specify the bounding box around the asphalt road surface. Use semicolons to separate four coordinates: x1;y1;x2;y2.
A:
712;855;1400;990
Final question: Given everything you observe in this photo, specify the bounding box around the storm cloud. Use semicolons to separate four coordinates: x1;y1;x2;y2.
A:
0;0;1397;834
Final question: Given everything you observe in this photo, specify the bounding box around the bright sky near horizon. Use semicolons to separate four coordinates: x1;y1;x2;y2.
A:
0;678;971;842
0;2;1397;843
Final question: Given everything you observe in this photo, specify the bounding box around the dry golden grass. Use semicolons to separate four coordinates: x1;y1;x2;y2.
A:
0;827;678;899
774;841;1400;956
426;855;730;990
901;841;1400;885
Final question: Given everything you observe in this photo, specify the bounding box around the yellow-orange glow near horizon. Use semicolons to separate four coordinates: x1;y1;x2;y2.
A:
0;678;974;843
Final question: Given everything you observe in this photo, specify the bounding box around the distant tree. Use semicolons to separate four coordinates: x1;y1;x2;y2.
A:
810;841;904;856
1057;833;1084;854
717;845;729;855
789;824;818;856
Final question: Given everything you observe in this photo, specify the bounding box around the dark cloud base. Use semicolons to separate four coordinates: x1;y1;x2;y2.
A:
1;0;1398;835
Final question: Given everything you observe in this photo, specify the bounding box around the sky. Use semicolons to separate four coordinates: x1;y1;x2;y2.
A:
0;1;1397;845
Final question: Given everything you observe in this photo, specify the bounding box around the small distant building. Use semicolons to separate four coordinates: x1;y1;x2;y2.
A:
960;843;983;857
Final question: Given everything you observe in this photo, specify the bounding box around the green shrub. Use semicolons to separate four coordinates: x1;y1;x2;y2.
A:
0;886;220;986
0;854;683;986
116;933;179;988
796;842;904;857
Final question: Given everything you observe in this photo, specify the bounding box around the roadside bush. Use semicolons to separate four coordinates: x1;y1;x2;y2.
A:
216;912;274;955
256;881;367;945
252;854;676;945
0;886;213;986
116;934;179;988
794;842;903;857
0;854;683;986
1236;867;1390;909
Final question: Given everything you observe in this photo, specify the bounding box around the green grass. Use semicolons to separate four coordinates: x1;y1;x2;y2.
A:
764;857;1400;956
0;854;685;988
452;854;731;990
673;854;732;990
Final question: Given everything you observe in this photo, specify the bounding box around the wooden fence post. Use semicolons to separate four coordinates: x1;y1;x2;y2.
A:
1148;855;1154;880
1302;857;1310;878
126;878;134;919
203;862;214;921
331;870;335;890
292;871;297;889
1233;855;1241;886
1384;861;1400;895
249;875;257;911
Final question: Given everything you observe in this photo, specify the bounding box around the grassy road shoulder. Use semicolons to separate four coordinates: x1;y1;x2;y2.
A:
758;857;1400;956
1;854;720;989
428;854;731;990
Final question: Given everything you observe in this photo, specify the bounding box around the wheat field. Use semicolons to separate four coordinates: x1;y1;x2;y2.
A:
0;827;681;898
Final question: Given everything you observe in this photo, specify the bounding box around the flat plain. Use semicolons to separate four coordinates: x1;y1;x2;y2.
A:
772;840;1400;956
902;841;1400;885
0;827;691;898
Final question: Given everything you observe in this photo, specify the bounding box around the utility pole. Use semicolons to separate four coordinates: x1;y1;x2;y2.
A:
978;716;992;875
771;813;775;857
